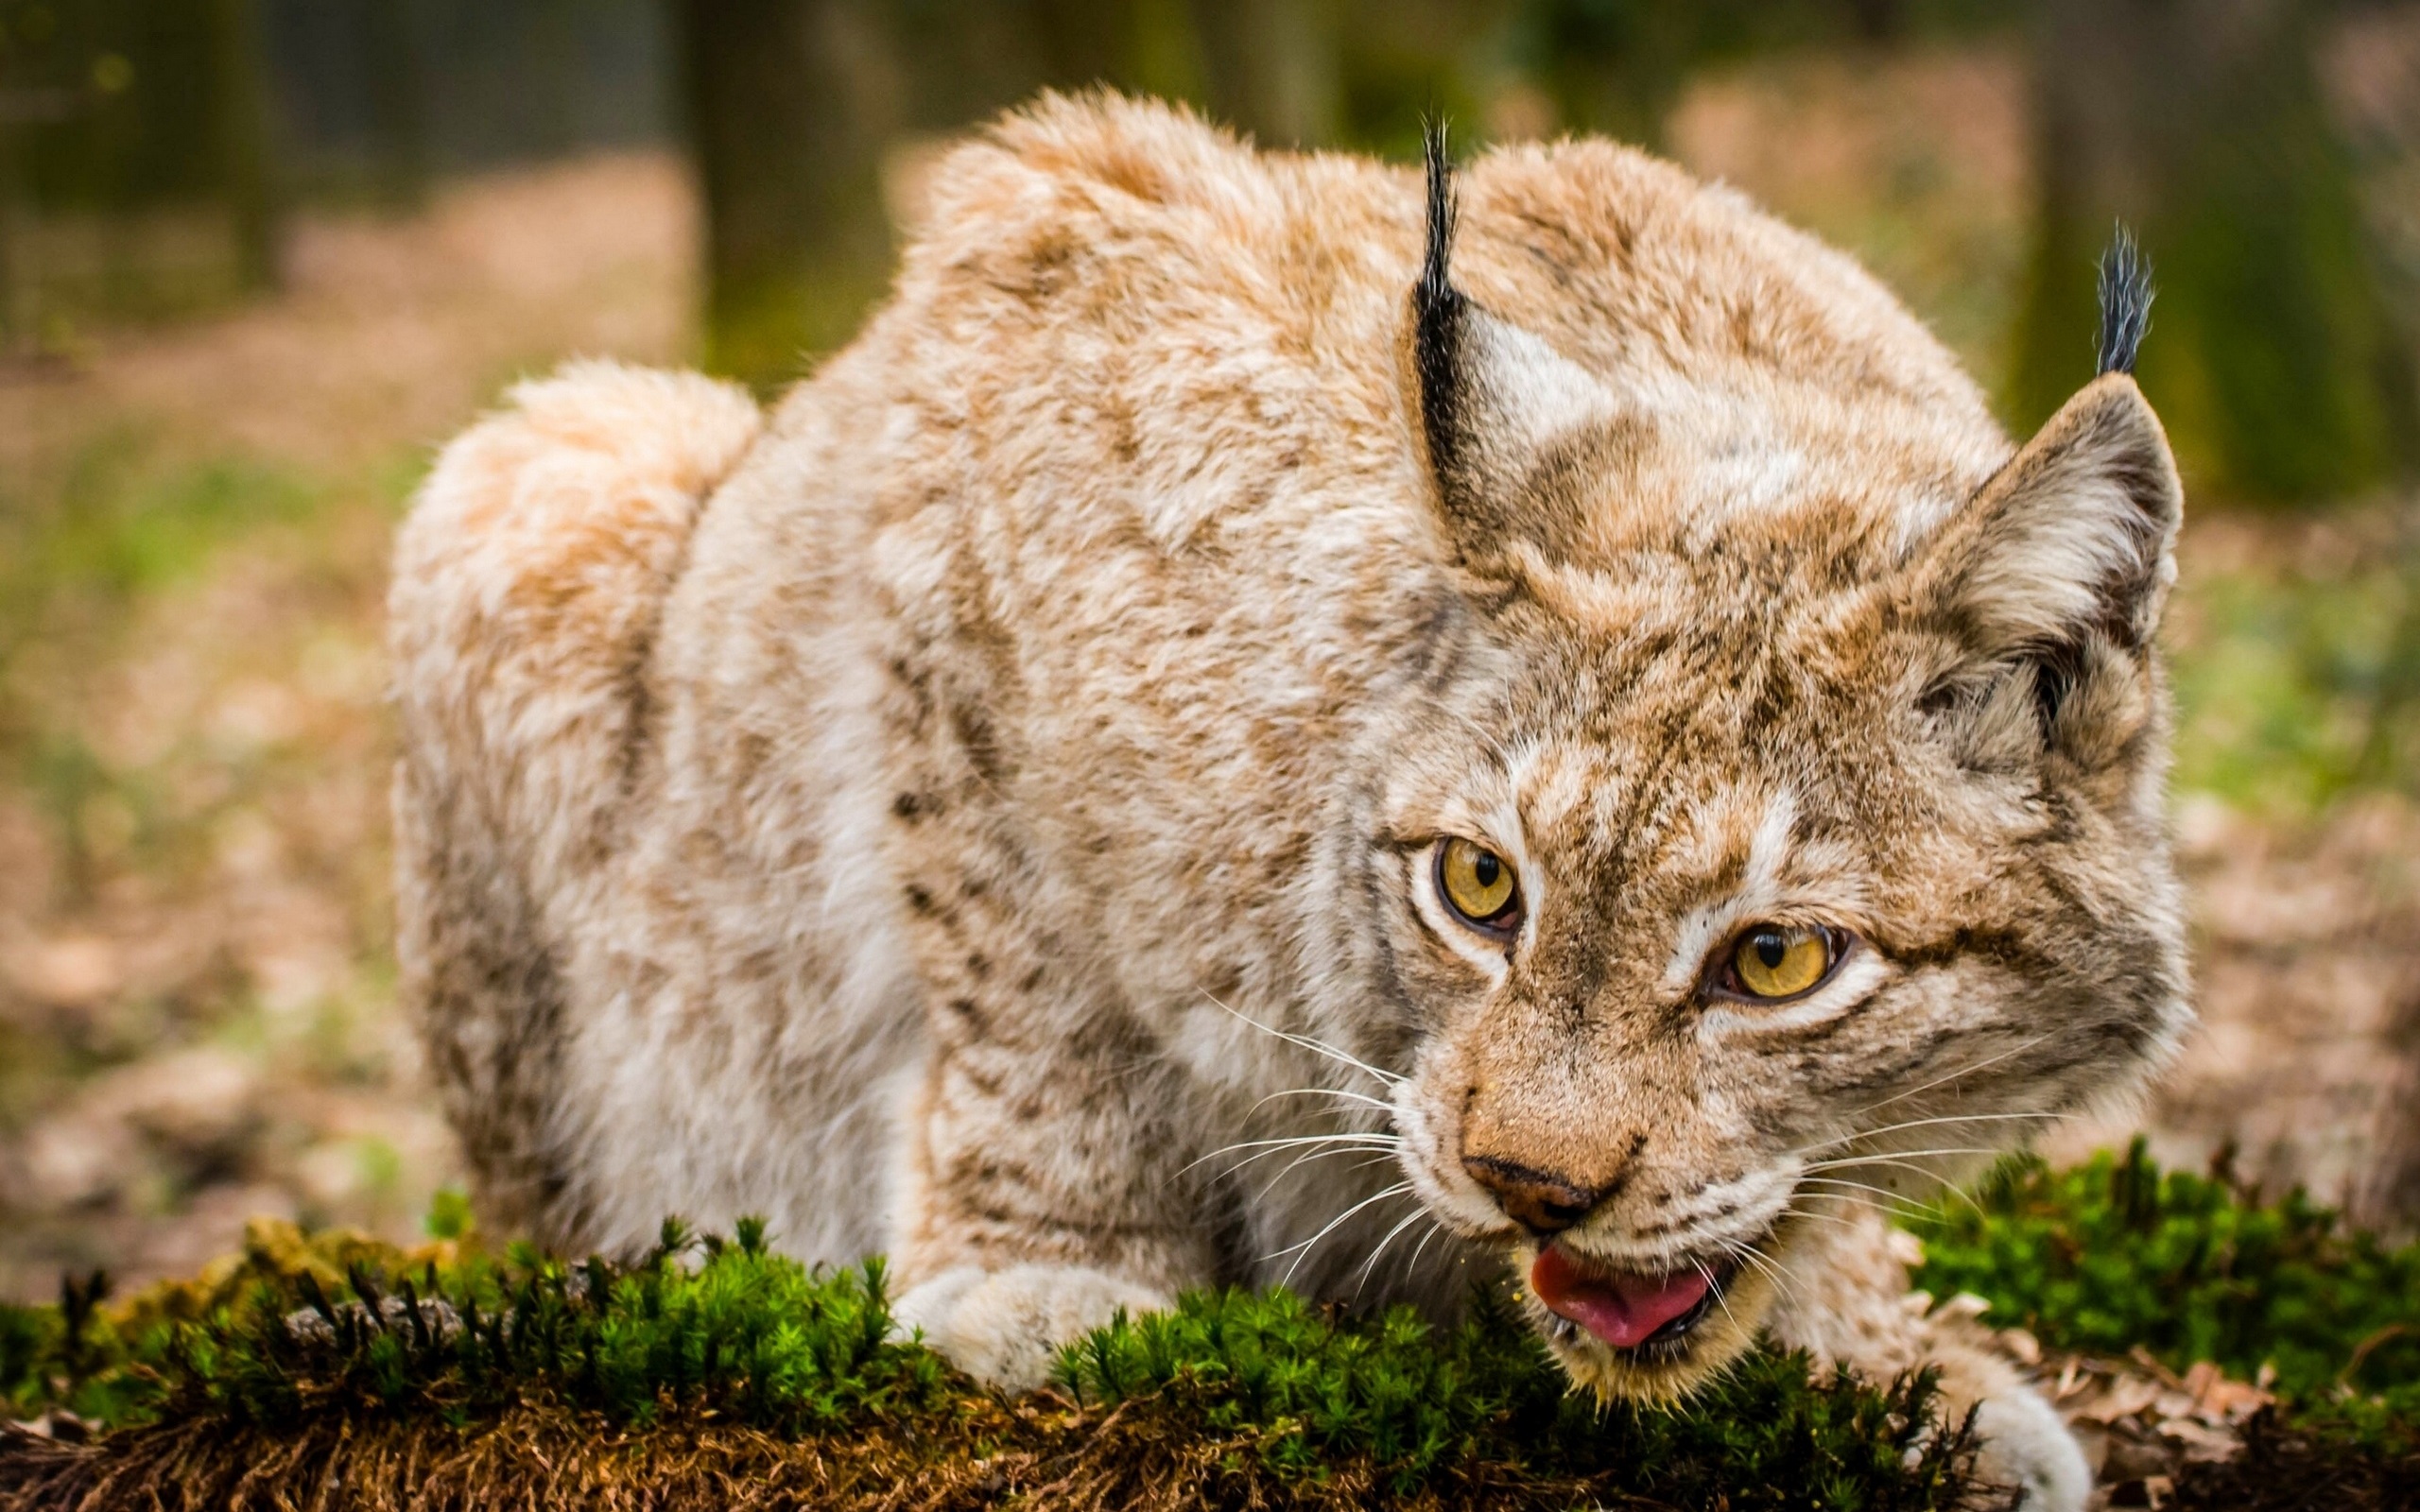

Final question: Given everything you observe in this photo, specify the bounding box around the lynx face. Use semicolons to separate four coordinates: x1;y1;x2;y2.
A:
1380;145;2187;1398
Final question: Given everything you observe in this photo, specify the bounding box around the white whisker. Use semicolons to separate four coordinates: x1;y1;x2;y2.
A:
1217;1141;1398;1187
1797;1157;1996;1211
1740;1244;1806;1307
1760;1200;1873;1233
1841;1035;2056;1121
1204;993;1403;1088
1353;1208;1434;1301
1800;1165;1984;1214
1802;1146;2001;1174
1248;1086;1397;1117
1793;1110;2054;1160
1792;1177;1961;1217
1401;1217;1445;1287
1270;1182;1415;1290
1690;1253;1750;1338
1256;1147;1401;1204
1719;1237;1804;1310
1183;1132;1400;1177
1795;1175;1924;1203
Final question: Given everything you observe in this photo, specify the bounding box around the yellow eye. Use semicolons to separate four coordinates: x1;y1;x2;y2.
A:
1437;838;1520;929
1728;924;1834;999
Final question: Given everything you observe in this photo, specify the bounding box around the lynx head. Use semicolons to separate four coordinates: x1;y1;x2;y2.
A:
1378;136;2189;1399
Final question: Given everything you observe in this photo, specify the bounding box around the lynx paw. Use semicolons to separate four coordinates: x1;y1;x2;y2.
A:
893;1263;1173;1391
1968;1383;2091;1512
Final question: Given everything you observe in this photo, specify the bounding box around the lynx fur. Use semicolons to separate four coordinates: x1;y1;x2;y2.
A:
391;94;2189;1508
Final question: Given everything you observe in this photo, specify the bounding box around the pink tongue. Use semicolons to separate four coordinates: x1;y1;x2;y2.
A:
1530;1246;1712;1349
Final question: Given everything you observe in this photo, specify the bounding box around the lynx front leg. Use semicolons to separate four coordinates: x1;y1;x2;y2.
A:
1767;1205;2090;1512
884;837;1219;1390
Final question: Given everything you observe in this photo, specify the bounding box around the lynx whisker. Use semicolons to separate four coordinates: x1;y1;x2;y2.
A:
1718;1236;1804;1310
1841;1036;2057;1121
1760;1194;1874;1229
1185;1132;1401;1177
1353;1207;1439;1301
1792;1109;2056;1160
1192;1141;1401;1194
1271;1181;1416;1290
1801;1146;2002;1174
1691;1253;1753;1338
1255;1148;1401;1204
1247;1086;1398;1118
1798;1155;1998;1212
1795;1174;1924;1203
1792;1175;1969;1218
1204;993;1403;1088
1401;1216;1446;1287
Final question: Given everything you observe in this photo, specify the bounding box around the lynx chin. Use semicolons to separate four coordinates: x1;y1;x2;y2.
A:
392;94;2187;1510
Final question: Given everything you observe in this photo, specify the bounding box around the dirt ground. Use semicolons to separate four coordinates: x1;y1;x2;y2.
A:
2060;783;2420;1223
0;152;695;1299
0;61;2415;1304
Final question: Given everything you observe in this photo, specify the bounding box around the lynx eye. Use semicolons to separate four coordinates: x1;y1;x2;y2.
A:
1725;924;1836;1000
1436;837;1521;932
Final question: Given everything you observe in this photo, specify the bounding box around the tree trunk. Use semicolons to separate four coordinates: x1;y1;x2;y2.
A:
1517;0;1703;150
2011;0;2411;501
1193;0;1338;147
0;118;22;350
362;0;431;211
206;0;281;291
671;0;900;389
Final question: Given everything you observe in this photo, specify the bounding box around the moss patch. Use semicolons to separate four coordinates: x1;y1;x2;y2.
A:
0;1217;1978;1509
10;1144;2420;1508
1908;1140;2420;1417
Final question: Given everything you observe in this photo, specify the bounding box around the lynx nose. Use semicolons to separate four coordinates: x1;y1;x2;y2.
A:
1461;1155;1609;1235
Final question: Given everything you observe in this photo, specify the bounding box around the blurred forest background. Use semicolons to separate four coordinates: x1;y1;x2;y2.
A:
2;0;2420;1300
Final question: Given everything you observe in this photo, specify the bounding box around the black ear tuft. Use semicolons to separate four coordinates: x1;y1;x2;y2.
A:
2096;223;2153;377
1406;128;1621;567
1416;120;1467;481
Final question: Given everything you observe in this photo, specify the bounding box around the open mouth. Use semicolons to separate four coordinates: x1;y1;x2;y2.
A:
1530;1242;1735;1353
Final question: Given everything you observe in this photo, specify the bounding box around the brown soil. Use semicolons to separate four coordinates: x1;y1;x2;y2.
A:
2165;1412;2420;1512
0;1400;1685;1512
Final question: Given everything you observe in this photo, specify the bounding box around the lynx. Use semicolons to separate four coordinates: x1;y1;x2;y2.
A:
391;94;2188;1508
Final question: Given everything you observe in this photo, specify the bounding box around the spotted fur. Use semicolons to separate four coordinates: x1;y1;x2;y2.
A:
391;94;2187;1511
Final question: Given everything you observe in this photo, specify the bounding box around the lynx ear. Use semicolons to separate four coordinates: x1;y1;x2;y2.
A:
1913;372;2184;768
1413;126;1618;560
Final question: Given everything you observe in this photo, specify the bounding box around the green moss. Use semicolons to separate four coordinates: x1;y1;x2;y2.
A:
0;1216;1977;1506
1059;1285;1968;1505
1907;1140;2420;1417
34;1220;947;1435
12;1145;2420;1503
1;1297;63;1418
